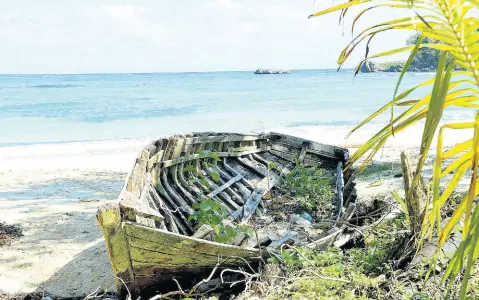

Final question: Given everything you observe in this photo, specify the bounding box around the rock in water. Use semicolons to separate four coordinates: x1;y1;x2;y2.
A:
254;69;292;74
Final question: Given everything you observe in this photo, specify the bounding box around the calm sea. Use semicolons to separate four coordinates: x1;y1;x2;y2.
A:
0;69;466;146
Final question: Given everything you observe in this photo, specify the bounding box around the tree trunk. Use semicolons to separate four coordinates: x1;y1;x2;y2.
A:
400;151;428;243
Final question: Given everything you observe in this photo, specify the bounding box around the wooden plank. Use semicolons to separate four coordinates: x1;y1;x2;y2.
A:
148;183;180;233
209;163;244;203
298;143;310;163
183;134;264;145
335;161;344;220
230;174;278;221
179;162;206;199
147;150;164;170
343;174;356;200
192;224;213;239
216;166;250;200
237;157;268;177
207;173;243;199
120;190;164;224
124;222;259;257
130;247;240;266
161;147;266;168
156;175;190;234
197;163;238;211
96;203;135;296
161;170;194;215
171;165;196;204
211;161;244;204
140;184;167;230
266;132;349;162
223;159;256;190
269;149;296;163
241;174;278;221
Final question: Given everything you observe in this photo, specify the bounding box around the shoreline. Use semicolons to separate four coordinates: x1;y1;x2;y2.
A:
0;124;471;297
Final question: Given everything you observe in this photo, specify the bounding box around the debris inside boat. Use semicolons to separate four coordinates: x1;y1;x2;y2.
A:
97;132;356;297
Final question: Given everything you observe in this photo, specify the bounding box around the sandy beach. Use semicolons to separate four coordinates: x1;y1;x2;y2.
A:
0;125;472;298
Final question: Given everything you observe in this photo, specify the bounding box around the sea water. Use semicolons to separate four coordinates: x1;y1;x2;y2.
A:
0;69;469;146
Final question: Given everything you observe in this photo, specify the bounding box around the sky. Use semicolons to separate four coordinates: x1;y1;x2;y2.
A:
0;0;412;74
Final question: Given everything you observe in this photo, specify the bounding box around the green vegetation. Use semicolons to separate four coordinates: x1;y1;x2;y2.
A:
189;198;250;243
310;0;479;297
360;33;458;73
280;163;333;215
262;215;421;299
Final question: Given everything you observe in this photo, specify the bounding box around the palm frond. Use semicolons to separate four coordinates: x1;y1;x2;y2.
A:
310;0;479;296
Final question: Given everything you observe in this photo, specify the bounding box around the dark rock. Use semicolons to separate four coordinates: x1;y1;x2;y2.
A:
254;69;292;74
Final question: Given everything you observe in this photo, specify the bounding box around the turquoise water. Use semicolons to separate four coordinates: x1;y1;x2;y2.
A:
0;69;464;145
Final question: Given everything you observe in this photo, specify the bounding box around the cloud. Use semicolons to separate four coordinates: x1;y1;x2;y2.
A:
263;5;308;21
215;0;242;10
86;5;168;42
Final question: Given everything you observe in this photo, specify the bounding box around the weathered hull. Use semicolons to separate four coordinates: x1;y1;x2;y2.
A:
97;132;356;296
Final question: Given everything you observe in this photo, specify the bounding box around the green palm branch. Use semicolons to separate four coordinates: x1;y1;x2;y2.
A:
309;0;479;297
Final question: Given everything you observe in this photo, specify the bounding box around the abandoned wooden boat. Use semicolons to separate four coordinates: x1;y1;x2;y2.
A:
97;132;357;296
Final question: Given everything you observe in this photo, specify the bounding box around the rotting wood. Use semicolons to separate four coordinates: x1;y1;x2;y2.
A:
124;222;260;257
268;233;298;249
97;131;356;295
148;183;180;234
230;174;279;222
171;165;196;204
216;166;250;200
266;132;349;162
96;203;135;297
237;157;268;177
298;142;310;163
147;150;164;170
179;162;206;199
161;147;266;168
120;190;164;224
343;174;356;201
156;177;190;234
223;159;256;190
208;161;244;202
161;170;194;215
192;224;213;239
203;164;242;201
335;161;344;220
207;173;243;199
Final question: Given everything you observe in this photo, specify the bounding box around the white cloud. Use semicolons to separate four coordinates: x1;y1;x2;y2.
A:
263;5;308;21
86;5;168;42
216;0;242;10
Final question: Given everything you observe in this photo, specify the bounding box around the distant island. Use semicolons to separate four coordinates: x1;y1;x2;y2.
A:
254;69;292;74
361;33;456;73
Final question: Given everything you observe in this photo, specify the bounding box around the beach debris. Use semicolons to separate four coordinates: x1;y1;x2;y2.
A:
0;221;23;247
268;233;298;248
368;179;383;187
301;211;313;222
289;214;311;226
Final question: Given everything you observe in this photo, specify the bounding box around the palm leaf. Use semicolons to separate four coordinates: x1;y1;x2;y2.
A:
310;0;479;296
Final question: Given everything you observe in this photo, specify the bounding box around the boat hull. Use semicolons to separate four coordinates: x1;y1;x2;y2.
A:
97;132;356;297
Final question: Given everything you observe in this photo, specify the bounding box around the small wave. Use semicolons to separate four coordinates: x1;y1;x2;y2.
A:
28;84;81;89
412;72;435;76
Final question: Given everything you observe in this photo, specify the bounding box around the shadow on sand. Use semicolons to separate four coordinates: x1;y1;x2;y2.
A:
34;240;116;299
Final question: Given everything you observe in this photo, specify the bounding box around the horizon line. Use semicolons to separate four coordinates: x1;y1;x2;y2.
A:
0;67;350;76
